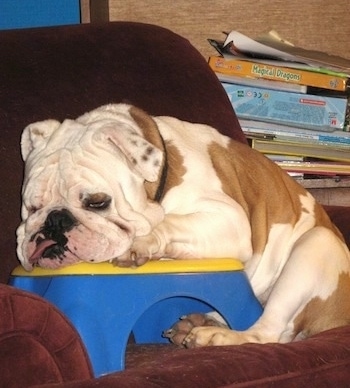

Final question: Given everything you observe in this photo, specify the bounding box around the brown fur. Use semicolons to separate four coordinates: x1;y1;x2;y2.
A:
130;106;187;201
209;140;304;254
129;106;168;200
294;273;350;337
208;139;342;254
162;141;186;193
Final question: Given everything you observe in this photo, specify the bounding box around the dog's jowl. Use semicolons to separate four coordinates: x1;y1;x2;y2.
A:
17;103;350;347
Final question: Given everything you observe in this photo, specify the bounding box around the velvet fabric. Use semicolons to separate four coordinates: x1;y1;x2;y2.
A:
0;284;93;387
0;22;350;387
39;326;350;388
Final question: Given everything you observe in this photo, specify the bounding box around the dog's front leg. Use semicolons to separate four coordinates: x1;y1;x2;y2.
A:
114;210;251;267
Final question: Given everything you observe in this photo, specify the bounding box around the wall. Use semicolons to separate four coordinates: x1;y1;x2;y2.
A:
105;0;350;60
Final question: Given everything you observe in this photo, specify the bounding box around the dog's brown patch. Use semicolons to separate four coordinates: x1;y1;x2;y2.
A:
208;139;340;254
129;106;186;199
162;141;186;194
130;106;164;152
293;272;350;337
129;106;167;200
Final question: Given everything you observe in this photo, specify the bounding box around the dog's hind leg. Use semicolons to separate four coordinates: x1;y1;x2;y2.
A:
182;226;350;348
163;313;228;347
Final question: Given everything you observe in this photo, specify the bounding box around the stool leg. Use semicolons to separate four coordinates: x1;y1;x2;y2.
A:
42;276;139;376
62;306;132;376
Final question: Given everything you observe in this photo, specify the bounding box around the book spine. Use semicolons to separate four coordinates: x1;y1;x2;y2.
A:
223;83;347;131
251;138;350;163
239;120;350;145
242;127;350;145
209;56;348;92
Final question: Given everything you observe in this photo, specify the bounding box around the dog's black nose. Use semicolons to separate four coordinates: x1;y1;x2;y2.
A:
29;209;78;263
41;209;77;251
45;208;77;234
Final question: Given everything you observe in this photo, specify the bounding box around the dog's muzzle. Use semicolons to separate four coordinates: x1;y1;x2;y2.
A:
29;208;78;264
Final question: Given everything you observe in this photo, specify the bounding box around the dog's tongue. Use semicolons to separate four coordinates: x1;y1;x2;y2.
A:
29;239;57;264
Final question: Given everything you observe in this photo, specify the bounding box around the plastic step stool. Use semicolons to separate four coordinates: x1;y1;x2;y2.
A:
9;259;263;377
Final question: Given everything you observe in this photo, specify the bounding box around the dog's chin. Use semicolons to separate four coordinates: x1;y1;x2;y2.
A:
23;256;83;271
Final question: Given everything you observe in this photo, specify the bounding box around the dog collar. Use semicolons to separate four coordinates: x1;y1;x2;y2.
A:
154;133;168;202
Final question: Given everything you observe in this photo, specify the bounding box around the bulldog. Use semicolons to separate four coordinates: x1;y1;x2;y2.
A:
17;103;350;348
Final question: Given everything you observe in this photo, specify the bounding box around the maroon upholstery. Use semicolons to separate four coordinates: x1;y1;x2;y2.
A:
0;284;93;387
39;326;350;388
0;21;350;387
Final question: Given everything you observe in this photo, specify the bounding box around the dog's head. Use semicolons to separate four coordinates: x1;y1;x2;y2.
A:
16;104;165;271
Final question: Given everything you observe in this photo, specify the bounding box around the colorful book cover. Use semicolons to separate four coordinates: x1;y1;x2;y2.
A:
250;138;350;163
222;83;348;131
209;56;349;92
239;119;350;145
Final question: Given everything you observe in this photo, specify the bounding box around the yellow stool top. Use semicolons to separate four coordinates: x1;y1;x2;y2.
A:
12;258;244;277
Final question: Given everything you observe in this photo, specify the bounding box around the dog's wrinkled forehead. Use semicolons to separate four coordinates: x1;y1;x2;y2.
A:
21;104;164;191
21;104;137;160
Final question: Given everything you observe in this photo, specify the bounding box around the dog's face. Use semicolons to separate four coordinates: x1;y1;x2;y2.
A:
17;104;165;271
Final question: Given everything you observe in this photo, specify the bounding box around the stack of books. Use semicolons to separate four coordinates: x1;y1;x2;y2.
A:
208;30;350;179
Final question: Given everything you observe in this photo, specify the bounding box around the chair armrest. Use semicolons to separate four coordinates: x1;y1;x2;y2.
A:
0;284;93;386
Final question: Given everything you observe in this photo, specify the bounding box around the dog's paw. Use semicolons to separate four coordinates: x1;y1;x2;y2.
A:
163;313;226;347
130;233;162;265
182;326;237;348
112;234;161;267
111;251;137;267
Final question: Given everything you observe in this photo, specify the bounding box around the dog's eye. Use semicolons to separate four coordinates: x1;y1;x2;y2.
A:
82;193;112;211
88;200;110;210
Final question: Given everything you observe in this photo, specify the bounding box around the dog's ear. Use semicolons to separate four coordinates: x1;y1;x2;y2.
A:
101;108;164;183
21;119;60;161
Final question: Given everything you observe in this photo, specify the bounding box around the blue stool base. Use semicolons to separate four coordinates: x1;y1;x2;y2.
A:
9;270;262;377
